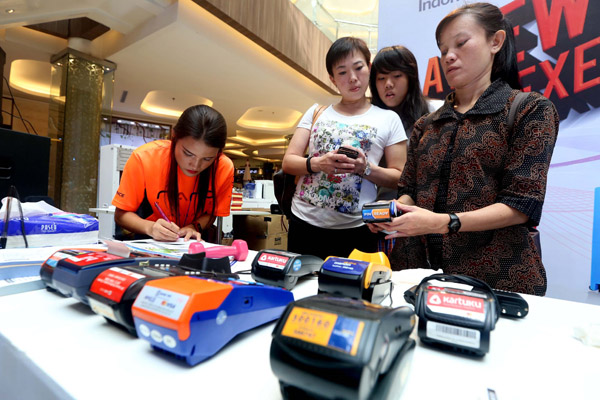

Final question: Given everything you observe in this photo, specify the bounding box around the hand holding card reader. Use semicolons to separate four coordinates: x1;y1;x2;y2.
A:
131;276;294;365
251;250;323;289
270;295;416;400
318;250;392;304
361;201;400;223
409;274;499;357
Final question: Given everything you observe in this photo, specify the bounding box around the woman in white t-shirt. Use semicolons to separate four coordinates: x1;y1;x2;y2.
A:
282;37;407;260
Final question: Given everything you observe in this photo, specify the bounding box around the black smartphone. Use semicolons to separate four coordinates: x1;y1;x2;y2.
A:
337;146;359;159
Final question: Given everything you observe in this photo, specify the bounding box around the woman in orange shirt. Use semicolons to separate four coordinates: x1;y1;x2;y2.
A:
112;105;234;242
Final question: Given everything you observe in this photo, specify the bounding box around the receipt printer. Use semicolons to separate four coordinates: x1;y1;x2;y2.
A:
87;264;174;335
87;256;238;335
131;276;294;366
318;250;392;304
270;295;416;400
51;250;178;305
40;248;108;291
251;250;323;290
411;274;499;357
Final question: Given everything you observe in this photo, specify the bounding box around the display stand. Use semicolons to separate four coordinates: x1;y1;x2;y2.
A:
94;144;135;239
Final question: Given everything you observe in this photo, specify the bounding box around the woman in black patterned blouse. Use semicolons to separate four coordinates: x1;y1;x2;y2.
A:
372;2;559;295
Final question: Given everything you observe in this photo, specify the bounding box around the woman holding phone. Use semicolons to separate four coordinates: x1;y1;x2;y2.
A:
282;37;407;260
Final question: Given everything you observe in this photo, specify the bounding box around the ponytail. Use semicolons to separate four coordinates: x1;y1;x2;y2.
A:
492;17;521;89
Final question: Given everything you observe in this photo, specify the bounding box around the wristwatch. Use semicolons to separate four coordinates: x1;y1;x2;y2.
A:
448;213;461;234
363;161;371;176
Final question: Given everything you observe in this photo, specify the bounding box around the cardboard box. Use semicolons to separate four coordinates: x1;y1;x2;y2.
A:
233;214;288;237
220;237;234;246
248;232;288;251
234;231;287;251
233;213;288;251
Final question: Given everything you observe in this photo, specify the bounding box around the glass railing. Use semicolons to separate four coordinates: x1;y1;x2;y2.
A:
290;0;378;55
292;0;337;41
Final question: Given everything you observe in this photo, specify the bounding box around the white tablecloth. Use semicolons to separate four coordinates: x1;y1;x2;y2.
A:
0;248;598;400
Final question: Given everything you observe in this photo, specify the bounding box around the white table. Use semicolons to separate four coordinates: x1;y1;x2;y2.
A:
242;198;275;210
88;206;275;244
0;249;598;400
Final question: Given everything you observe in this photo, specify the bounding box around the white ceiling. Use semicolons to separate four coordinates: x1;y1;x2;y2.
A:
0;0;340;162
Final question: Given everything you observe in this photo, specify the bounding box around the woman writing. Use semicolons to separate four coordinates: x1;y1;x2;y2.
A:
374;3;559;295
283;37;407;260
113;105;234;242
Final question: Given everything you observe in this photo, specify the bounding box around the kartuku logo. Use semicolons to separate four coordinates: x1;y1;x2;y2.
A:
429;294;442;305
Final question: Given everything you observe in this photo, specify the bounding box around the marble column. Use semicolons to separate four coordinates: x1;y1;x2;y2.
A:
48;48;115;213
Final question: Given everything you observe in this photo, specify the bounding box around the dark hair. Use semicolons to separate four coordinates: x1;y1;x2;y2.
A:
326;37;371;76
435;2;522;89
369;45;430;133
167;104;227;226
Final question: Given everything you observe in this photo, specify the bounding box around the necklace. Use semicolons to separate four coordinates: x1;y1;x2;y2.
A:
177;174;199;227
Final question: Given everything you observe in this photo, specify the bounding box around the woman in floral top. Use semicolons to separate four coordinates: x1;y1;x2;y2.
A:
282;37;407;260
372;3;559;295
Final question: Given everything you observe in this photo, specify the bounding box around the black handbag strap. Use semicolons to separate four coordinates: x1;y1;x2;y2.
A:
507;91;529;133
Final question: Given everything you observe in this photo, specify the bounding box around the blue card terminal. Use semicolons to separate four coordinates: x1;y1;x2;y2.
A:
131;275;294;366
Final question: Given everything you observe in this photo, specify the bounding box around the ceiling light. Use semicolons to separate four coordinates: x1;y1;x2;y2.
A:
6;8;15;14
9;60;56;98
256;147;286;156
237;106;302;132
225;142;245;149
141;90;212;119
223;149;248;157
254;157;280;162
229;135;287;146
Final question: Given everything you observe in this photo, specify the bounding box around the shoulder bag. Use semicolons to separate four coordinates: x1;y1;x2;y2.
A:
274;105;327;218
